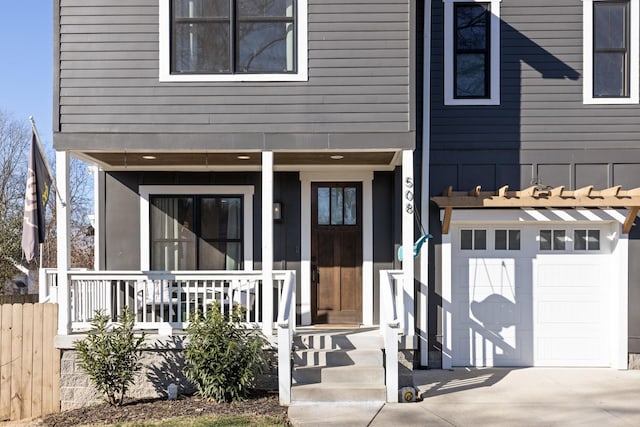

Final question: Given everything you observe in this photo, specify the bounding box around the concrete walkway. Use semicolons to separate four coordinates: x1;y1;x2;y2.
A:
288;368;640;426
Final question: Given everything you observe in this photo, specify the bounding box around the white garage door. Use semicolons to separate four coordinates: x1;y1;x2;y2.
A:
451;224;612;367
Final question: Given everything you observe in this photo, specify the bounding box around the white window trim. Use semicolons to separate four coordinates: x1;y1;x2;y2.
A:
139;185;254;271
444;0;501;106
583;0;639;104
158;0;308;82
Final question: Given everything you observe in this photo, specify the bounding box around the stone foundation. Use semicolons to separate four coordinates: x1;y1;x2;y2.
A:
398;350;415;387
629;353;640;370
58;335;277;411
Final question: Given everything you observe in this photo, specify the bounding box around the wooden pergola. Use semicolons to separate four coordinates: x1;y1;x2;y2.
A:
431;185;640;234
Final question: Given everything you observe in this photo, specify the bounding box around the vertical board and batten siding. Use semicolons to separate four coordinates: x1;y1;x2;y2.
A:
0;304;60;421
427;0;640;360
57;0;411;138
430;0;640;194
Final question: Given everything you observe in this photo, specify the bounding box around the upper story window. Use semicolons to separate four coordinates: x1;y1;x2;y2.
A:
583;0;639;104
444;0;501;105
159;0;308;82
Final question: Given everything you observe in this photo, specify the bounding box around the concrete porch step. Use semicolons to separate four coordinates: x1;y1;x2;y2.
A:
293;365;385;385
290;383;387;403
293;348;383;367
294;329;383;351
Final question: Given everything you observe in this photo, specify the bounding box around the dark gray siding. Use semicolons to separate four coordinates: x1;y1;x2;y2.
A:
428;1;640;363
430;0;640;192
56;0;414;150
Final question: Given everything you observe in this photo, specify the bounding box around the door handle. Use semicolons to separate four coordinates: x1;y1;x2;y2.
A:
311;265;318;283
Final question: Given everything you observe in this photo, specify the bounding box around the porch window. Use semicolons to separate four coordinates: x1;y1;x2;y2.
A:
150;195;243;270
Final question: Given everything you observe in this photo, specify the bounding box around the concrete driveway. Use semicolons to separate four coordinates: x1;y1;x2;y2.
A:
290;368;640;426
370;368;640;426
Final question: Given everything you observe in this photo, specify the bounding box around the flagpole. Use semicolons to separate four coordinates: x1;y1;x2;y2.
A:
29;116;66;206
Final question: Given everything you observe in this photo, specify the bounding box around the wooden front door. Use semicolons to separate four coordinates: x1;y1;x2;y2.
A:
311;182;363;324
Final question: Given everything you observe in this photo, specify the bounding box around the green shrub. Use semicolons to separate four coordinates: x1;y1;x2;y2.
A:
184;303;270;403
75;309;146;406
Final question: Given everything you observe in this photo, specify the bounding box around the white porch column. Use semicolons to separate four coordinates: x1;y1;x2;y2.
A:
612;220;629;369
93;166;105;270
262;152;274;335
56;151;71;335
441;229;453;369
401;150;415;337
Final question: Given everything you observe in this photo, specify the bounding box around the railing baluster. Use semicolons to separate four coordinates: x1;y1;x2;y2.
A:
56;270;294;333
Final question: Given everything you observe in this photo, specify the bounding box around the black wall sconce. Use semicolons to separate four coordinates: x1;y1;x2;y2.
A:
273;202;282;222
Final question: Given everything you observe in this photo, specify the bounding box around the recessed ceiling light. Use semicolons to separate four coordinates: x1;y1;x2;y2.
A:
330;155;344;160
237;155;251;160
142;155;156;160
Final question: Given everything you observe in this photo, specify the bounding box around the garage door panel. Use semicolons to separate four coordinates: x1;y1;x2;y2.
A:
452;256;535;367
533;255;610;366
537;301;601;324
453;328;533;367
535;337;607;366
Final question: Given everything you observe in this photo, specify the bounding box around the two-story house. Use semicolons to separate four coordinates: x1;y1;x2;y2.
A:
51;0;422;407
51;0;640;409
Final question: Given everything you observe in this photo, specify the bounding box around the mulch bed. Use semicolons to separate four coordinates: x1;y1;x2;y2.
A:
36;391;288;426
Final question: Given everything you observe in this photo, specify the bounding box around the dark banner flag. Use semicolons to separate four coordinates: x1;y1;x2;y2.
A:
21;132;53;262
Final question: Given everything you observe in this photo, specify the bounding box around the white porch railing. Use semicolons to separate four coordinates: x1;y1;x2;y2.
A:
276;271;296;406
41;269;295;334
380;269;404;403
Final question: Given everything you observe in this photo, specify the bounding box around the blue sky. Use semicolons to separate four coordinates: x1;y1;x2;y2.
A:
0;1;53;149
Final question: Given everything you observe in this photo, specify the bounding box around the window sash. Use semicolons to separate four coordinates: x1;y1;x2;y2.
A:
593;1;630;98
170;0;296;75
454;3;490;99
150;195;244;270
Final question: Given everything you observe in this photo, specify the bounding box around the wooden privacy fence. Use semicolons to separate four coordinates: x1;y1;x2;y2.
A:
0;303;60;421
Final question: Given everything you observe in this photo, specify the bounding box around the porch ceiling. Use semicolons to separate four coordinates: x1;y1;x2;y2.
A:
432;185;640;234
82;151;397;168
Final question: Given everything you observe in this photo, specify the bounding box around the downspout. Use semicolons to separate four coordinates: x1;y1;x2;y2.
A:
419;0;432;367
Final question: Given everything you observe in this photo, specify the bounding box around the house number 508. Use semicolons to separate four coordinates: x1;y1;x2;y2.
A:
405;177;414;214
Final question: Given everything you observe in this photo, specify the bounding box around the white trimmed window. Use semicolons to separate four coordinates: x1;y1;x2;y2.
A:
574;229;601;251
460;229;487;250
539;229;566;251
159;0;308;82
583;0;639;104
140;185;254;270
444;0;501;105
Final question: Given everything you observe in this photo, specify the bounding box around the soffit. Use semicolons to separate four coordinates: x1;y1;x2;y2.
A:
82;151;396;168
